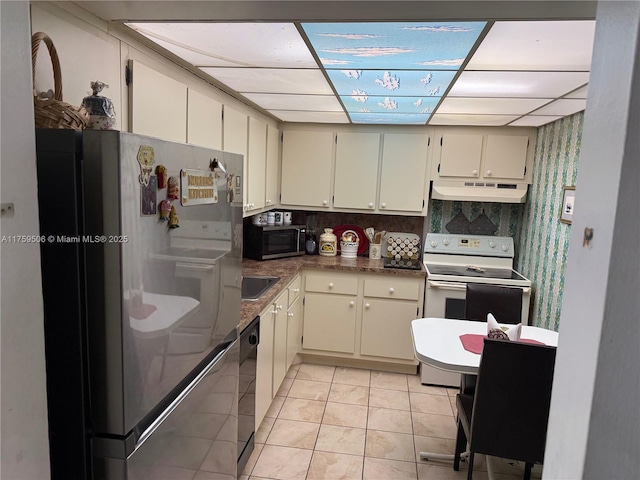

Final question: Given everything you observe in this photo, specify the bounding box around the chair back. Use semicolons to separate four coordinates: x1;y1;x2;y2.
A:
469;338;557;465
465;283;523;324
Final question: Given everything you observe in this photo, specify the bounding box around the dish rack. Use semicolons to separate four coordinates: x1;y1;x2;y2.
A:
383;232;421;260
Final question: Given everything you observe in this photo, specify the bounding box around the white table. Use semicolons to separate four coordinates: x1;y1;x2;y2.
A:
411;317;559;375
410;317;559;469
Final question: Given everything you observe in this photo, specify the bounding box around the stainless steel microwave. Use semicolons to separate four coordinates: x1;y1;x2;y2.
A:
243;224;306;260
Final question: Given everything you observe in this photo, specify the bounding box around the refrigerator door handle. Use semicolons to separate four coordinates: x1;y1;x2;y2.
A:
130;338;237;457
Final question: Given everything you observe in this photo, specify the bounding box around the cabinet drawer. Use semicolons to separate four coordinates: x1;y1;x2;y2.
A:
288;275;301;306
305;274;358;295
364;277;420;300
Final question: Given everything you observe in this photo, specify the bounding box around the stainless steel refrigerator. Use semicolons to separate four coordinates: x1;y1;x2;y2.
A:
35;129;243;479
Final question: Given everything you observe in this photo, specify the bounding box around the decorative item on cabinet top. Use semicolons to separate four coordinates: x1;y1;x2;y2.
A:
332;225;369;255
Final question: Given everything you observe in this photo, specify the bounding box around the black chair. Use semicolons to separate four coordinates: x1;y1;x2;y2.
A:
465;283;523;324
453;338;557;480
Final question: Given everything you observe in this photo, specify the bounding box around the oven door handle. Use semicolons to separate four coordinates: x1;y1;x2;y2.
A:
427;280;531;295
427;280;468;291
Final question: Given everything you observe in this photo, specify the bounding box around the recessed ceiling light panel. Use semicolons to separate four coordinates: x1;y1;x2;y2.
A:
531;98;587;116
349;113;432;125
243;93;343;111
429;114;519;126
199;67;333;95
437;97;552;115
509;115;563;127
302;22;486;124
268;110;350;123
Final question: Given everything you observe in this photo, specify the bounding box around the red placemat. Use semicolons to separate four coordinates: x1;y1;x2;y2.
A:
459;334;545;354
130;304;157;320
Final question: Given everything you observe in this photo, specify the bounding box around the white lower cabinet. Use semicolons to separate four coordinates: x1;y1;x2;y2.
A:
301;271;423;364
255;275;299;430
286;276;302;369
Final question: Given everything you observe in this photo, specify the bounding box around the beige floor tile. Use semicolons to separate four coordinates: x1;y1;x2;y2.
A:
333;367;371;387
446;387;459;397
365;430;416;462
413;435;457;461
251;445;312;480
306;451;364;480
367;407;413;434
323;402;368;428
363;457;417;480
241;442;264;476
193;469;235;479
288;379;331;401
370;371;409;391
285;363;300;379
275;377;293;396
265;418;320;450
277;397;326;423
255;417;275;444
407;375;449;395
328;383;369;405
264;395;286;419
315;424;366;456
238;475;249;480
369;387;410;410
410;392;454;415
295;363;335;382
417;463;489;480
412;412;457;439
450;397;458;417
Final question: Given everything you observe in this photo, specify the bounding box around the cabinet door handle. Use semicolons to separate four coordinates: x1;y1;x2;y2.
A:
349;301;355;307
288;312;294;317
277;304;283;311
328;283;334;289
486;170;492;176
365;303;370;309
322;200;328;206
380;202;387;209
368;202;374;208
389;287;394;294
293;288;300;293
472;169;478;176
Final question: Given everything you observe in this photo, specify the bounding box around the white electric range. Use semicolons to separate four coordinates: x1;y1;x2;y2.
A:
421;233;532;387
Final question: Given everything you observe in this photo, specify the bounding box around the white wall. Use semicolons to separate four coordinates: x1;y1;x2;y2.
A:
0;2;51;479
543;2;640;478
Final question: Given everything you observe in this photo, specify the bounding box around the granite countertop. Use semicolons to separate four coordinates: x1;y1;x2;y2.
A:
239;255;426;331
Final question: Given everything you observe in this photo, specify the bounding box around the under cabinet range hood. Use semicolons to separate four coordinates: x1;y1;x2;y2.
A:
431;180;528;203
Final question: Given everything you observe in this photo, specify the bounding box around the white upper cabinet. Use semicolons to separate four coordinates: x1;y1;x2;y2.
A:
246;117;267;212
187;89;222;150
484;135;529;180
333;132;380;210
222;106;248;209
265;125;280;208
280;130;334;208
379;133;429;213
129;60;187;143
434;127;535;182
438;133;483;178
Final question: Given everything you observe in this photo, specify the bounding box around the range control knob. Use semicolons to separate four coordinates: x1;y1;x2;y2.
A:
489;240;496;248
430;240;438;248
501;243;509;252
442;238;450;246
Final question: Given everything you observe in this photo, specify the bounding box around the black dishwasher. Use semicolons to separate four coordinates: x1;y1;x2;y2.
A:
238;316;259;474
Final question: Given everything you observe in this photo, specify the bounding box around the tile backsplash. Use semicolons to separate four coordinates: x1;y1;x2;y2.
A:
292;211;424;239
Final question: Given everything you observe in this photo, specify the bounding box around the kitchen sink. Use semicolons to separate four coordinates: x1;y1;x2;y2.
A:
241;275;280;301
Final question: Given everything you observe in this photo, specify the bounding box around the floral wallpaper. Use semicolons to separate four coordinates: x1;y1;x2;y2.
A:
515;112;583;330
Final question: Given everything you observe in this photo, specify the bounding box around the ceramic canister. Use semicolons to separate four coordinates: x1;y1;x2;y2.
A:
319;228;337;256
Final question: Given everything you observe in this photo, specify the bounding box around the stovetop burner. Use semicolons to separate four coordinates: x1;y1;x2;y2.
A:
425;263;527;280
383;257;422;270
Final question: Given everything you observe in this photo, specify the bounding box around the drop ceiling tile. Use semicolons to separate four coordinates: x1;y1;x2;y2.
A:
564;84;589;99
340;95;440;114
429;114;519;126
198;68;333;95
326;69;456;97
437;97;552;115
301;22;486;70
127;23;317;68
243;93;343;111
268;110;350;123
466;21;595;71
448;71;590;98
532;98;587;116
509;115;563;127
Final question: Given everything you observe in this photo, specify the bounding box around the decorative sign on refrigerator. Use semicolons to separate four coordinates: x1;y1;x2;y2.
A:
180;168;218;205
